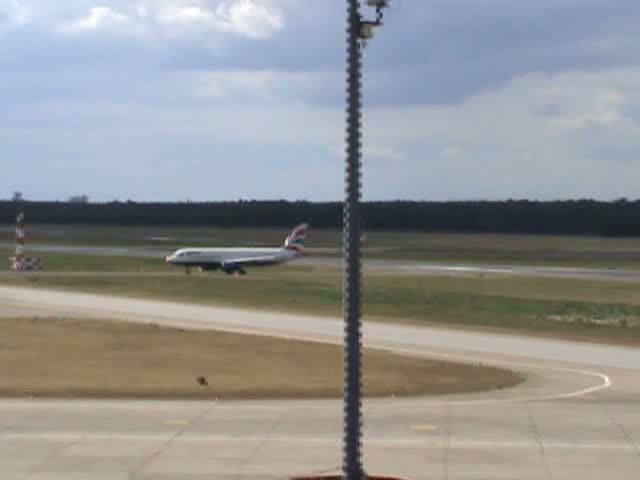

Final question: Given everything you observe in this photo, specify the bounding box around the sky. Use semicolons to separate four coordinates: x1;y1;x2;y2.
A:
2;0;640;202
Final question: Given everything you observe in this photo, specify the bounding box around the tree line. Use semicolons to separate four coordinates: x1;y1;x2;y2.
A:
1;199;639;236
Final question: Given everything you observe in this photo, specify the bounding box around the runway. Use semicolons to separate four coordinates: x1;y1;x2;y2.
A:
1;286;639;479
5;241;640;282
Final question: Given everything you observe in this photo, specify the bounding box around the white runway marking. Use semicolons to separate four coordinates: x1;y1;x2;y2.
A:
369;345;614;404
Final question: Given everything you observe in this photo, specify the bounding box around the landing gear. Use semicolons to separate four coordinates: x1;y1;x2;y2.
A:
225;267;247;276
185;267;191;275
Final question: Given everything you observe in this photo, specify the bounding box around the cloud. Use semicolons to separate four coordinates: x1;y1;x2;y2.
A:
4;1;640;201
441;146;464;158
328;144;407;162
58;6;133;35
0;0;30;26
190;70;290;98
56;1;284;40
364;145;408;161
156;5;215;26
552;110;621;131
214;0;284;38
6;66;640;202
157;0;283;39
550;89;628;132
186;69;340;104
9;2;640;105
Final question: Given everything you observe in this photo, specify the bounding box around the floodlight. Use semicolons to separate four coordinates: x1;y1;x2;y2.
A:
359;21;378;39
367;0;390;7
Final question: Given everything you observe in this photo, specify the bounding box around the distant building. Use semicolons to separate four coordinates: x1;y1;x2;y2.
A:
68;195;89;204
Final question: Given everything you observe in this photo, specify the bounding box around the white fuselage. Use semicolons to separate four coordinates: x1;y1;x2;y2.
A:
165;223;308;274
165;247;299;269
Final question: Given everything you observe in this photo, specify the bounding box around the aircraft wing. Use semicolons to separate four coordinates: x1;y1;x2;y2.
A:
221;255;283;268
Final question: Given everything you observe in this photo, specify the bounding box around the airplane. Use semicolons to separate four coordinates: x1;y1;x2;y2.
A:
165;224;309;275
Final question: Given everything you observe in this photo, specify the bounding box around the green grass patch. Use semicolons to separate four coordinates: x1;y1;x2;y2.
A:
5;224;640;268
1;249;171;272
4;268;640;345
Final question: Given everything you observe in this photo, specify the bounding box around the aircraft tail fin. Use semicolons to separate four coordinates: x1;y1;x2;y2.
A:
283;224;309;253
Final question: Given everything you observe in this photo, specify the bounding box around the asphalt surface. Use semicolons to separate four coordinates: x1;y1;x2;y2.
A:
0;286;639;479
5;241;640;282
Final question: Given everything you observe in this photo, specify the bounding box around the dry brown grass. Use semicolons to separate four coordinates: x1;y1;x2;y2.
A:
0;317;521;400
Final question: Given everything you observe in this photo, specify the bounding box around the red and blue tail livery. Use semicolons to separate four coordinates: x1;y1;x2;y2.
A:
284;223;309;253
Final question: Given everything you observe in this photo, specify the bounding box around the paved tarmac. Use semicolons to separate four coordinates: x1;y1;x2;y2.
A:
0;286;639;479
4;242;640;282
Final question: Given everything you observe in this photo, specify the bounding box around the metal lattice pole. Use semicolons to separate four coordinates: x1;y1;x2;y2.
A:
343;2;389;479
343;1;365;478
